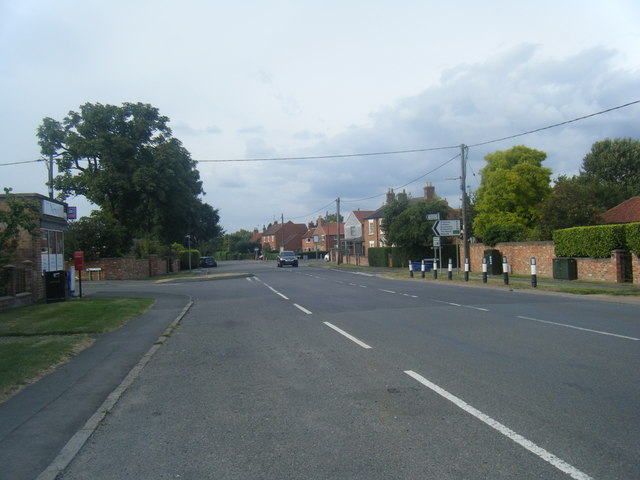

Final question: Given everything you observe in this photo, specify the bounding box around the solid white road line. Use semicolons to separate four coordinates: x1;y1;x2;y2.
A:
323;322;372;349
294;303;312;315
404;370;593;480
517;316;640;341
380;289;396;294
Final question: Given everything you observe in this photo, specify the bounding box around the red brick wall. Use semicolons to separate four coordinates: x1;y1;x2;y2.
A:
79;256;176;280
469;242;635;283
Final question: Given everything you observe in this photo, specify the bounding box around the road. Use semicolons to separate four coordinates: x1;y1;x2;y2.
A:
52;261;640;478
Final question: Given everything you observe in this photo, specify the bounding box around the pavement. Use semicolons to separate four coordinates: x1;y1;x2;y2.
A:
0;290;193;480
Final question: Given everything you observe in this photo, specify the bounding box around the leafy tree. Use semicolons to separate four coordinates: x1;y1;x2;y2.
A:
383;196;450;248
64;210;129;260
472;145;552;240
324;213;344;223
223;229;255;252
580;137;640;208
536;175;604;239
0;188;39;264
37;102;219;244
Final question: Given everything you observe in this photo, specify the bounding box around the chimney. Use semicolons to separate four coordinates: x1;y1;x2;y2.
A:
397;189;408;202
423;182;435;200
386;188;395;204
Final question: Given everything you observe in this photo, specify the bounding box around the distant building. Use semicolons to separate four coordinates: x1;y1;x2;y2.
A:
603;196;640;224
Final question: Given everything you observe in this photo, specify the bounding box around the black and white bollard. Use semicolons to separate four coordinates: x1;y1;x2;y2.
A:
448;258;453;280
421;260;426;279
433;258;438;279
482;257;488;283
531;257;537;287
464;257;469;282
409;260;414;278
503;256;509;285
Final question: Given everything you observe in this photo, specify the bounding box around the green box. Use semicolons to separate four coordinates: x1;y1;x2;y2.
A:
552;257;577;280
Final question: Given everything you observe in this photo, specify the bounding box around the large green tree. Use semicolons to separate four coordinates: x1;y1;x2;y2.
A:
536;175;605;239
37;102;219;244
64;210;129;260
580;137;640;208
472;145;552;240
383;196;450;248
0;189;39;264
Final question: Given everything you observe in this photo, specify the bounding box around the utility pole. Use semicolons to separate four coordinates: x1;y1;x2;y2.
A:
281;213;285;251
48;154;54;199
460;144;470;265
336;197;341;265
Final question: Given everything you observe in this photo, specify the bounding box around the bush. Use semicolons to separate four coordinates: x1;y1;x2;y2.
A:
624;223;640;256
179;250;200;269
368;247;392;267
553;224;626;258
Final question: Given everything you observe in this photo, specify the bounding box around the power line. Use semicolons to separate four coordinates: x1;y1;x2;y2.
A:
0;159;44;167
342;152;461;204
468;100;640;148
194;145;459;163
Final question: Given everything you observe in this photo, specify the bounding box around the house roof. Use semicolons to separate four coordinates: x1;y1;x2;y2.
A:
249;231;262;243
351;210;374;222
316;222;344;235
603;196;640;224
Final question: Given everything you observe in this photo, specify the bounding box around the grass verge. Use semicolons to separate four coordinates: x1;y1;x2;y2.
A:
0;297;154;402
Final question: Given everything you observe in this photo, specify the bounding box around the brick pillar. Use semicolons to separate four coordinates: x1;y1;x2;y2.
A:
633;254;640;284
612;250;625;283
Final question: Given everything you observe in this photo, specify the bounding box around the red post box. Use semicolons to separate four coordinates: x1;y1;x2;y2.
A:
74;251;85;271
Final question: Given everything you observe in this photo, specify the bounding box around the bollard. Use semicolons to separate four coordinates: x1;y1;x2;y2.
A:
421;259;426;279
433;258;438;279
448;258;453;280
503;256;509;285
482;257;488;283
531;257;537;287
464;257;469;282
409;260;414;278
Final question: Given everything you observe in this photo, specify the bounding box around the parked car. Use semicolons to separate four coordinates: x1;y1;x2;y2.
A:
277;250;298;268
199;256;217;268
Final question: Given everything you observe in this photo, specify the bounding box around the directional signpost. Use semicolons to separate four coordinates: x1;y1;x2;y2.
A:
432;220;461;237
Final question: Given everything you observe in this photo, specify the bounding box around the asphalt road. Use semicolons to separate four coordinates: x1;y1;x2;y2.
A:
29;261;640;478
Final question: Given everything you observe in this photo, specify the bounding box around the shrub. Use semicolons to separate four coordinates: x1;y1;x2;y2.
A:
625;223;640;256
367;247;392;267
554;224;626;258
179;250;200;269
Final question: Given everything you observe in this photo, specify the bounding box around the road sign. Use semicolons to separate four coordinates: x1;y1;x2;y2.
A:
426;213;440;221
432;220;461;237
433;236;441;247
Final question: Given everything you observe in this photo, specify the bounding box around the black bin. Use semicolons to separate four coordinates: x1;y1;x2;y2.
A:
44;270;68;303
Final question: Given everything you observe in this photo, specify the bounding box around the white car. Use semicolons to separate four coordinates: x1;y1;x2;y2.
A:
324;253;330;262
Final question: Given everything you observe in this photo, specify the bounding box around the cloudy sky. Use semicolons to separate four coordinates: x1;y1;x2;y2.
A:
2;1;639;233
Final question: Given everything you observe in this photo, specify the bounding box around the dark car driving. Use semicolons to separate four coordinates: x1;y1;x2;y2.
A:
277;250;298;267
199;256;217;268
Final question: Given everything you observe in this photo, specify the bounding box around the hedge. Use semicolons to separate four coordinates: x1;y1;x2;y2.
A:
625;223;640;255
553;224;628;258
179;250;200;269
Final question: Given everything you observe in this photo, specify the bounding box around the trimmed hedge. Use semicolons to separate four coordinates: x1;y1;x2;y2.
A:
625;223;640;255
367;247;392;267
553;224;627;258
179;250;200;269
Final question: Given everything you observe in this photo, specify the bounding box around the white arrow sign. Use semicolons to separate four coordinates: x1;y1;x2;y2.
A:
432;220;461;236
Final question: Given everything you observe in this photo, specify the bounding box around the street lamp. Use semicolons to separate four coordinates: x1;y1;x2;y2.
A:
185;234;192;270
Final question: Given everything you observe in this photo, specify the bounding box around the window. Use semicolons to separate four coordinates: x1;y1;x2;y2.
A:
350;225;356;237
369;240;375;248
306;237;311;243
368;220;374;235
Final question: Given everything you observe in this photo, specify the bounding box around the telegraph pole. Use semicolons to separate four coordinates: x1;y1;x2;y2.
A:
460;144;470;265
281;213;285;250
336;197;341;265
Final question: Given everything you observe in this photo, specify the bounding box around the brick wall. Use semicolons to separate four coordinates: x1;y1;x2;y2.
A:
79;256;178;280
469;242;635;283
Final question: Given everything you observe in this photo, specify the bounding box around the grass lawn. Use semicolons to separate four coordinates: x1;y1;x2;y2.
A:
0;297;154;402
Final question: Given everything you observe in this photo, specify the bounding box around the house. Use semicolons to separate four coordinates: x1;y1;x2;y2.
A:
0;193;69;305
301;222;319;252
603;196;640;224
362;182;458;250
249;228;263;244
314;218;344;251
261;221;307;252
344;209;374;255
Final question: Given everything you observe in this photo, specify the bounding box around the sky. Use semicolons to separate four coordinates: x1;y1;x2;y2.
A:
1;0;639;234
